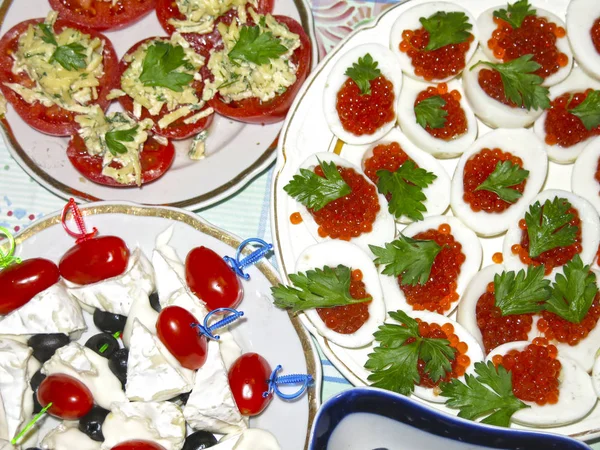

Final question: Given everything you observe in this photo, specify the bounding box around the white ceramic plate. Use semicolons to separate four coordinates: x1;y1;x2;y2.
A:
270;0;600;441
0;0;317;209
3;201;320;449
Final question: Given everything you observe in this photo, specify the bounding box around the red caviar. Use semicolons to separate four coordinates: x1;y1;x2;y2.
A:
414;84;467;140
290;212;302;224
513;205;582;274
478;68;517;107
494;342;561;406
545;91;600;148
476;281;533;354
487;15;568;79
317;272;370;334
463;148;527;213
363;142;412;184
399;224;465;314
537;293;600;345
310;165;380;241
592;18;600;54
336;75;396;136
399;28;474;81
492;252;504;264
596;157;600;187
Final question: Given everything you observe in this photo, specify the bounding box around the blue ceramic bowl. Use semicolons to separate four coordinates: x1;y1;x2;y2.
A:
309;387;591;450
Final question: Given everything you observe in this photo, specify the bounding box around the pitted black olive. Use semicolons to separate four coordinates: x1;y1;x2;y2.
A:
182;430;218;450
85;333;119;359
78;405;109;441
27;333;69;363
30;368;46;391
108;348;128;388
93;309;127;334
149;292;161;312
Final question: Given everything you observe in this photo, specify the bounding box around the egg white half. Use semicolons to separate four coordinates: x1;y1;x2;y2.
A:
567;0;600;80
389;1;479;82
533;68;600;164
502;189;600;279
398;77;478;158
486;341;597;427
450;129;548;237
477;6;573;87
591;346;600;398
378;215;482;315
295;240;386;348
462;50;545;129
323;44;403;145
572;138;600;216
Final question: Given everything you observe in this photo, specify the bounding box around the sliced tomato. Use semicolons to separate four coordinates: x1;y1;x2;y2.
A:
207;15;312;125
66;133;175;187
48;0;156;31
117;37;214;140
0;19;119;136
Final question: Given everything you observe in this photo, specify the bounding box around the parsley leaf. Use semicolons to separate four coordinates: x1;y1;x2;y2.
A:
105;126;139;156
51;43;87;71
524;197;578;258
139;42;195;92
370;235;442;286
440;361;529;427
38;23;57;46
474;55;550;110
376;161;437;221
568;90;600;130
494;265;551;316
271;265;371;313
344;53;381;96
283;159;351;211
365;310;456;395
228;25;288;65
544;255;599;324
414;95;447;129
419;11;473;51
474;160;530;203
493;0;536;29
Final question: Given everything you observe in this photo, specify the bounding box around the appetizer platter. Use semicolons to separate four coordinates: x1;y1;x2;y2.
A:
0;0;316;208
0;201;319;449
271;0;600;441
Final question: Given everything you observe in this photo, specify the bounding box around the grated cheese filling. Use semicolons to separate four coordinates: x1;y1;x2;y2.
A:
169;0;257;34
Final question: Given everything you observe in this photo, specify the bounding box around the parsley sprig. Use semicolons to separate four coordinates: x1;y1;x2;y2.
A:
568;91;600;130
105;127;139;156
419;11;473;51
493;0;536;29
139;42;195;92
524;197;578;258
271;265;372;313
493;265;551;316
440;361;528;427
228;25;288;65
283;159;351;211
365;310;456;395
475;160;530;203
415;95;447;129
376;161;437;221
38;23;87;71
344;54;381;96
370;235;442;286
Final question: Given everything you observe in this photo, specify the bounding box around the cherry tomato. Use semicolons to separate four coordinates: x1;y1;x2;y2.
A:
59;236;129;285
0;258;60;314
66;133;175;187
0;19;118;136
156;306;207;370
185;246;243;310
37;373;94;420
228;353;272;416
111;441;166;450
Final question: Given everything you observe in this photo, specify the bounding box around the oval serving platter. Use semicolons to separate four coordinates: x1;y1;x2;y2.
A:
1;201;320;449
270;0;600;442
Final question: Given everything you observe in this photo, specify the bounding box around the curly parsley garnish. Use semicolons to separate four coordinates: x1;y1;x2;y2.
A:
228;25;288;65
419;11;473;51
568;90;600;131
139;42;195;92
493;0;536;29
494;265;551;316
414;95;448;129
475;160;530;203
344;53;381;96
524;197;578;258
38;23;87;71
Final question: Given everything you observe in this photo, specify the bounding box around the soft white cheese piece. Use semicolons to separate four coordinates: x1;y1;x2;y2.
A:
41;343;126;410
0;283;86;337
68;248;155;315
0;439;17;450
101;401;186;450
126;319;194;402
0;338;32;441
122;294;159;348
0;393;7;441
215;429;281;450
41;421;100;450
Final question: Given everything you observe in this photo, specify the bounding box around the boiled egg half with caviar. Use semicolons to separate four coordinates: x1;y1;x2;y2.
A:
295;240;386;348
292;152;395;254
378;215;482;315
323;43;403;145
477;4;573;87
389;2;479;83
398;77;477;158
450;128;548;237
486;341;596;427
462;50;546;129
572;138;600;216
533;68;600;164
503;189;600;279
567;0;600;80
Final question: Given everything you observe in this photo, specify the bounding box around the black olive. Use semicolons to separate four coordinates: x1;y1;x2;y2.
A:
30;369;46;392
182;430;218;450
108;348;128;388
93;309;127;334
85;333;119;359
149;292;161;312
32;391;42;414
168;392;190;406
27;333;70;363
25;448;42;450
78;405;109;442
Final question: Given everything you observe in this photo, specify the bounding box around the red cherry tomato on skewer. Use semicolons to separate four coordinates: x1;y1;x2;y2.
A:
111;441;166;450
228;353;272;416
37;374;94;420
0;258;59;314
